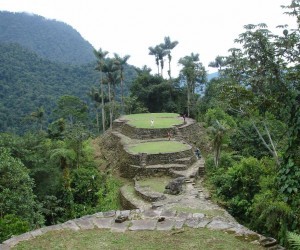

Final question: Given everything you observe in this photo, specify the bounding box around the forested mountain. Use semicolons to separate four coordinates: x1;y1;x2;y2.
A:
0;43;136;133
0;11;94;64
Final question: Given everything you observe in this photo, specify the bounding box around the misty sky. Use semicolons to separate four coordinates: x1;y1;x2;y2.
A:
0;0;297;75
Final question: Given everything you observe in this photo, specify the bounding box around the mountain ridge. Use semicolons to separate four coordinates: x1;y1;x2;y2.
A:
0;11;95;64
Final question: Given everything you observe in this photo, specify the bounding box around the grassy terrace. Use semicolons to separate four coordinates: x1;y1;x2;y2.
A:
127;141;190;154
123;113;183;128
137;177;172;193
13;228;263;250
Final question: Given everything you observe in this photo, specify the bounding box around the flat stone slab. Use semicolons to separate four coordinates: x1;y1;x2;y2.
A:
129;219;157;231
30;229;43;237
185;218;200;228
197;219;211;228
193;213;205;219
40;224;63;233
110;221;130;233
93;217;114;229
116;210;131;218
93;212;104;218
226;225;259;238
102;211;116;217
0;244;10;250
177;211;193;220
142;209;162;218
61;220;80;231
174;219;185;229
3;232;33;247
129;209;143;220
157;219;175;231
207;220;234;230
160;209;176;218
74;218;95;230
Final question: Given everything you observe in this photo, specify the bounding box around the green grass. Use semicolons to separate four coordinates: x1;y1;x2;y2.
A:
138;177;172;193
123;113;183;128
127;141;190;154
13;228;264;250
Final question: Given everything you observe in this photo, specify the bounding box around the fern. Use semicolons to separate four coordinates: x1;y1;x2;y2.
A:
287;232;300;250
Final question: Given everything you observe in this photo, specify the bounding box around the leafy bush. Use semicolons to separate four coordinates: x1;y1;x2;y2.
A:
209;157;264;221
204;108;236;128
0;214;30;243
97;175;122;211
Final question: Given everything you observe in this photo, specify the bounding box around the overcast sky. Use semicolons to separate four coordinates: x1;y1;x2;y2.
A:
0;0;297;76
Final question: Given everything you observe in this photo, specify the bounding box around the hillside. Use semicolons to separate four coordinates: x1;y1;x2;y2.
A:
0;11;94;64
0;43;137;133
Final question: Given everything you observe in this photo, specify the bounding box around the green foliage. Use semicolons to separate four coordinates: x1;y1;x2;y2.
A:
204;108;236;128
205;152;238;173
0;43;137;134
251;191;294;244
210;157;264;221
278;158;300;203
0;214;30;243
54;96;88;125
287;231;300;250
130;69;184;113
0;147;44;227
71;167;102;206
97;175;122;211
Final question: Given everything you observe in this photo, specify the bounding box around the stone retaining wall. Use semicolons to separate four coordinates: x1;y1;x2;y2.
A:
119;186;138;210
124;146;194;166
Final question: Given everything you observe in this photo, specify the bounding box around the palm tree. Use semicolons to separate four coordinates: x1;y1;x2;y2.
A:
208;55;226;71
88;87;101;133
94;48;109;133
148;45;167;77
179;53;206;116
102;58;119;129
148;46;160;75
161;36;178;79
211;120;227;168
113;53;130;113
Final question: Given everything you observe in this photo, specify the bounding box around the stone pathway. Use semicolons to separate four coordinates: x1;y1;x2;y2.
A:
1;207;264;249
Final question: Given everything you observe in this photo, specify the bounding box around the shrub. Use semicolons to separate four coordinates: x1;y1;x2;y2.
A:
0;214;30;243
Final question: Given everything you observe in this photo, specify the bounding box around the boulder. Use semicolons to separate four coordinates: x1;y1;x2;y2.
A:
164;177;185;195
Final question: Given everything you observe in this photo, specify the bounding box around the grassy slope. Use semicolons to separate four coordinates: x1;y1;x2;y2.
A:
13;228;263;250
124;113;183;128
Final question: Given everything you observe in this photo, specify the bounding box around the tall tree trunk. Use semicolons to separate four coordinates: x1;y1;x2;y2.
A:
168;55;171;79
95;109;99;134
100;73;105;133
121;77;124;114
187;83;190;117
108;82;113;130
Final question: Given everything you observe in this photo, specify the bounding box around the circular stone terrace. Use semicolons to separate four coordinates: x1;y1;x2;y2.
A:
122;113;184;129
127;141;191;154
